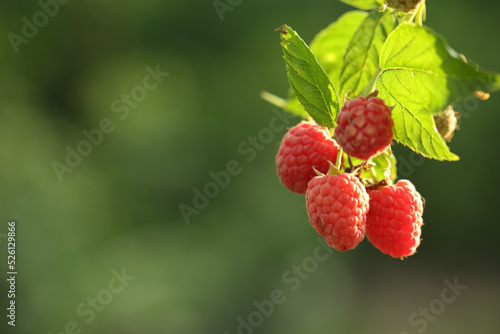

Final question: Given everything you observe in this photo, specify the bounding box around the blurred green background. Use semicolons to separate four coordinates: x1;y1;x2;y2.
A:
1;0;499;333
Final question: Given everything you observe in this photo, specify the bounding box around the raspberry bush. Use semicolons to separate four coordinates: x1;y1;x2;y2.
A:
262;0;500;258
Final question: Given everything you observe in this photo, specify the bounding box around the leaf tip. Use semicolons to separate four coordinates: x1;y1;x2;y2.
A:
449;153;460;161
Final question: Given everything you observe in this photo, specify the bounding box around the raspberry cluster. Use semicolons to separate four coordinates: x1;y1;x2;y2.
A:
275;93;424;258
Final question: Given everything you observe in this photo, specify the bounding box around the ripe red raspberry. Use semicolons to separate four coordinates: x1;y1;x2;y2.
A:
334;95;394;161
276;121;341;194
366;180;424;258
386;0;424;13
306;172;370;251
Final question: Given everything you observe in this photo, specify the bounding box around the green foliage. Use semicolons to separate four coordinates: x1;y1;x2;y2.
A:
263;2;500;167
377;24;500;161
280;11;368;119
285;95;309;118
347;151;397;183
338;10;395;99
372;151;397;181
279;25;339;127
311;11;369;90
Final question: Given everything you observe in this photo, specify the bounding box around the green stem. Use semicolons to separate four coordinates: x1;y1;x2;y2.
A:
369;166;379;183
335;147;344;170
399;11;417;24
415;2;426;26
361;67;383;96
380;150;395;184
260;91;287;108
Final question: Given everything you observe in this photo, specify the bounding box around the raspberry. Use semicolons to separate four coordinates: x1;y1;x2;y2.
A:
386;0;424;13
334;95;394;161
306;172;370;251
434;106;459;142
366;180;424;258
276;121;341;194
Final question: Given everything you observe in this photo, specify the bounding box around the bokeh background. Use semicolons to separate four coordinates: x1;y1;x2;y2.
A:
1;0;499;333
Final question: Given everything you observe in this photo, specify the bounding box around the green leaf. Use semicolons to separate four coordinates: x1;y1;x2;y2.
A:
310;11;369;89
338;10;396;99
371;152;397;182
280;25;339;128
285;11;368;118
285;96;308;118
340;0;384;10
347;152;397;183
377;23;500;161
